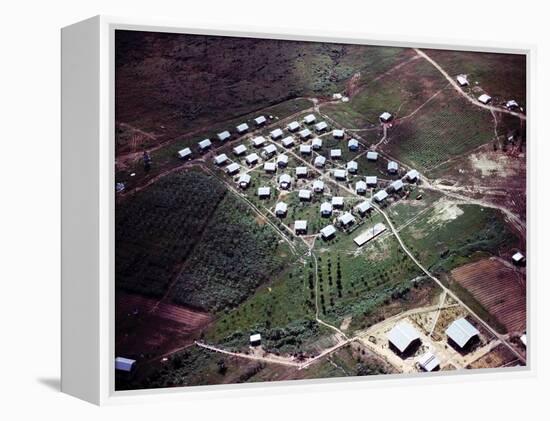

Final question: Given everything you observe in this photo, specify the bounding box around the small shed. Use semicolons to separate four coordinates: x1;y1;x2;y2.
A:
217;130;231;142
388;161;399;173
178;147;192;159
332;196;344;208
198;138;212;150
213;153;228;165
456;75;469;87
373;190;388;202
312;137;323;150
299;128;312;140
355;200;372;215
295;220;308;234
282;136;295;148
115;357;136;372
313;180;325;192
279;174;292;189
264;162;277;173
330;149;342;159
320;224;337;240
334;169;347;180
366;151;378;161
299;189;312;201
257;186;271;198
338;212;355;227
418;352;440;372
236;123;249;134
252;136;266;147
226;163;240;175
478;94;492;104
287;121;300;132
355;180;367;194
406;169;419;182
348;138;359;151
315;121;328;133
233;144;247;156
387;321;421;354
300;144;312;155
303;114;316;124
296;166;308;178
314;155;327;168
347;161;358;173
270;128;284;140
512;252;525;265
320;202;333;217
275;202;288;217
506;100;519;110
263;144;277;157
277;154;289;167
333;129;345;139
254;115;267;126
245;153;259;165
238;173;251;188
445;318;480;349
366;176;378;186
390;179;404;192
250;333;262;346
379;112;393;123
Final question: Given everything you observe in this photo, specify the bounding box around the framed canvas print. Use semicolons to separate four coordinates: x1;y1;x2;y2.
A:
61;16;531;405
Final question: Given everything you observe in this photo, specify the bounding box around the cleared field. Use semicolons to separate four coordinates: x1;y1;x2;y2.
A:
467;343;520;369
382;88;495;171
451;259;526;334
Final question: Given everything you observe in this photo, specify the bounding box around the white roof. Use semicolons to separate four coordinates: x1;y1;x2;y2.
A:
520;333;527;346
354;223;386;246
254;115;267;125
287;121;300;131
233;144;247;155
356;180;367;191
387;322;421;353
331;149;342;158
512;252;525;262
226;163;240;173
478;94;492;104
252;136;266;146
456;75;469;86
355;200;371;213
258;186;271;196
333;93;343;100
295;220;308;231
312;137;323;148
333;129;344;138
334;169;347;179
277;154;289;164
320;202;333;213
299;128;312;139
282;136;295;147
506;99;519;108
296;166;308;176
246;153;259;164
366;176;377;185
374;190;388;202
315;121;328;131
332;196;344;206
178;147;192;158
264;162;276;172
314;156;326;167
418;352;440;372
391;180;404;191
445;318;480;348
279;174;292;184
348;138;359;148
338;212;355;226
380;112;392;121
275;202;287;214
300;144;312;154
299;189;312;199
238;173;251;184
115;357;136;372
263;144;277;155
198;138;212;149
320;224;337;238
270;128;283;139
304;114;316;124
313;180;324;191
250;333;261;342
214;153;228;164
388;161;399;171
217;130;231;141
347;161;358;171
237;123;249;133
406;169;419;181
366;151;378;160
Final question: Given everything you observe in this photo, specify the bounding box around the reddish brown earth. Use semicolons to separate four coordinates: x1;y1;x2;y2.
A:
451;258;526;334
116;293;213;359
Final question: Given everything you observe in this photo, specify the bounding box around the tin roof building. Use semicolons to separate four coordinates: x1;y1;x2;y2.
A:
313;180;325;192
333;129;345;139
303;114;316;124
445;318;480;349
373;190;388;202
257;187;271;198
338;212;355;227
287;121;300;132
388;161;399;173
115;357;136;372
226;163;240;175
217;130;231;142
314;155;326;168
277;154;289;167
252;136;266;147
238;173;251;188
348;138;359;150
299;128;312;139
233;144;247;156
236;123;249;134
312;137;323;150
366;151;378;161
270;128;284;140
330;149;342;159
418;352;440;372
300;144;312;154
347;161;358;173
178;147;192;159
299;189;312;200
263;144;277;156
245;153;260;165
214;153;228;165
366;176;378;186
387;322;421;354
282;136;295;148
295;220;308;233
356;180;367;194
275;202;288;216
279;173;292;188
332;196;344;207
320;202;333;216
254;115;267;126
264;162;277;173
320;224;337;239
296;166;308;177
315;121;328;133
198;138;212;150
478;94;492;104
456;75;469;87
379;112;393;123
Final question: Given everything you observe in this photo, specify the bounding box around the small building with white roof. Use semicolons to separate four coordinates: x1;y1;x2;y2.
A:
373;190;388;202
178;147;192;159
388;161;399;173
300;144;312;155
236;123;249;134
347;161;358;173
418;352;440;372
198;138;212;150
299;128;312;140
332;196;344;208
277;154;289;167
275;202;288;217
334;169;347;180
387;321;421;354
295;220;308;234
214;153;228;165
245;153;259;165
263;144;277;157
366;151;378;161
320;224;337;240
320;202;333;217
303;114;316;124
314;155;326;168
287;121;300;132
217;130;231;142
279;174;292;189
445;318;480;349
314;121;328;133
478;94;492;104
115;357;136;372
366;176;378;186
379;112;393;123
257;187;271;198
333;129;345;139
264;162;277;173
238;173;251;188
456;75;469;87
313;180;324;192
282;136;295;148
348;138;359;151
506;100;519;110
252;136;266;147
355;200;372;216
250;333;262;346
406;169;419;182
270;128;284;140
512;251;525;265
330;149;342;159
338;212;355;228
254;115;267;126
299;189;312;201
226;163;240;175
390;179;404;192
312;137;323;150
233;144;247;156
356;180;367;194
296;166;308;178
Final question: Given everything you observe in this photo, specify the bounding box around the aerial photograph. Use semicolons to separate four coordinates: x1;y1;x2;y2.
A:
114;30;527;391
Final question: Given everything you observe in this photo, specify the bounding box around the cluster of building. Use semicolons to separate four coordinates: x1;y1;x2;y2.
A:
456;74;521;110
